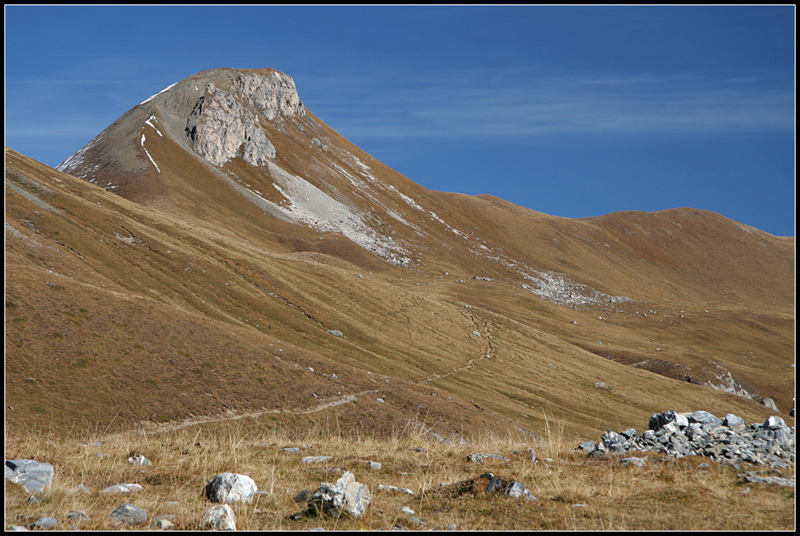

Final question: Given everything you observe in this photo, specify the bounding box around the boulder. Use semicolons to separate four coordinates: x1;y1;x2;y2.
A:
724;413;745;428
681;410;723;427
648;411;688;431
205;472;258;504
31;517;59;529
761;398;779;412
305;470;371;519
200;504;236;531
764;416;787;430
503;480;537;501
5;459;54;495
110;503;148;525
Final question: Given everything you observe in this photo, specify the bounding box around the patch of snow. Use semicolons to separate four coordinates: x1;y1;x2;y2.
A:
138;82;178;105
56;135;102;177
388;185;425;212
145;115;163;137
140;134;160;173
351;155;377;182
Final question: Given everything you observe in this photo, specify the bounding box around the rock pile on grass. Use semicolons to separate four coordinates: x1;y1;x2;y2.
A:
579;411;795;469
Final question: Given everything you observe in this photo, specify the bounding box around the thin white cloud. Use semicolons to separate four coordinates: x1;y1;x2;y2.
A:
307;70;794;139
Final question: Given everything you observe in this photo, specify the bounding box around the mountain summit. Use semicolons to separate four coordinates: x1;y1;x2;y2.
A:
6;67;794;438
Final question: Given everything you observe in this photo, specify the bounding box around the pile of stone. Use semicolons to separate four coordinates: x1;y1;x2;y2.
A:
578;410;795;469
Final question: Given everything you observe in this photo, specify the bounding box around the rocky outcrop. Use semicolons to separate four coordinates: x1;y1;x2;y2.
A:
186;82;276;167
183;70;306;168
236;71;305;120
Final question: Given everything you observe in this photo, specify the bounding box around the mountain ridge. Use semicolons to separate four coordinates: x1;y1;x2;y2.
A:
5;67;794;440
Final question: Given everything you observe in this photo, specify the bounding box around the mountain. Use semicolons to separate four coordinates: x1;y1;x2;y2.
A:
5;68;794;441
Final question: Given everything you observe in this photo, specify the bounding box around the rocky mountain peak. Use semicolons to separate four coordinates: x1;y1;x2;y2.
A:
181;69;304;167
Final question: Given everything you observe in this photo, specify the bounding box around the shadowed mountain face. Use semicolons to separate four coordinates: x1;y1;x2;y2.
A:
5;68;794;440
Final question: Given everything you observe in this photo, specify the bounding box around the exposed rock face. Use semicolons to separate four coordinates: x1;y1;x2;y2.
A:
236;71;305;120
186;81;276;167
183;70;305;168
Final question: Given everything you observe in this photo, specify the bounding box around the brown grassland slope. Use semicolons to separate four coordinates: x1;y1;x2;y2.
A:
4;67;794;530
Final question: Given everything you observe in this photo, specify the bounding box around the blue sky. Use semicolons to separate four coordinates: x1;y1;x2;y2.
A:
5;5;795;236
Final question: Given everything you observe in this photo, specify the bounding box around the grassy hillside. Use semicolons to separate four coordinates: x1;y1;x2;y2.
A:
5;147;792;442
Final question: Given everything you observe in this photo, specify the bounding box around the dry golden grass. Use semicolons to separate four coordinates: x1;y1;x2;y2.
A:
5;417;794;531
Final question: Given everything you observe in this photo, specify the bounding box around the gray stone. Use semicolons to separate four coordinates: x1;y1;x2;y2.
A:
724;413;745;428
682;410;723;426
31;517;59;529
761;398;779;411
377;484;414;495
110;503;148;525
738;472;795;488
620;457;648;467
302;455;333;464
408;516;426;526
200;504;236;531
503;480;537;501
649;411;687;431
5;459;54;495
467;452;510;463
306;471;371;519
127;454;152;467
66;511;90;522
101;483;143;493
153;517;175;530
205;472;258;504
764;416;787;430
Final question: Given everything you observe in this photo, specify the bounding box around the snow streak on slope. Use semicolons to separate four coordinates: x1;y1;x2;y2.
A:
140;134;160;173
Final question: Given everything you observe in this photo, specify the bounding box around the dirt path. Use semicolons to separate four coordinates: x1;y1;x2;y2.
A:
104;389;381;440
